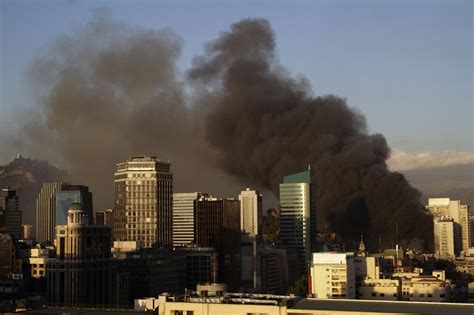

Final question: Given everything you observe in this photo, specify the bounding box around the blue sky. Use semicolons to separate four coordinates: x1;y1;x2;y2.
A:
0;0;472;163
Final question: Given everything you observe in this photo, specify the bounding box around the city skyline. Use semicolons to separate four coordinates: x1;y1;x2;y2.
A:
0;2;473;312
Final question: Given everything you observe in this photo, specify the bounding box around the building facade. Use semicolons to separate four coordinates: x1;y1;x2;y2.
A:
172;192;208;247
239;188;263;236
47;203;114;307
176;246;218;289
35;182;64;243
0;188;22;240
309;252;355;299
433;218;455;259
279;169;316;282
114;156;173;248
427;198;471;256
55;185;93;226
195;197;241;290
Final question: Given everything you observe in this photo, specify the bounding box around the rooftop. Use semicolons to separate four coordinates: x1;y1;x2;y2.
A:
290;298;474;315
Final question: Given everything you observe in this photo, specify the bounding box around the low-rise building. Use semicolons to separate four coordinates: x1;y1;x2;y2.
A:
309;252;355;299
359;278;400;300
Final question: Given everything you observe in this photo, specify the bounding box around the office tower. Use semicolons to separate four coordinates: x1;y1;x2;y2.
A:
114;156;173;248
195;197;241;290
309;252;355;299
22;224;32;240
427;198;470;255
47;202;114;306
36;182;64;243
55;185;93;225
459;204;470;254
433;217;455;259
0;188;22;240
239;188;263;236
279;169;316;282
173;192;209;247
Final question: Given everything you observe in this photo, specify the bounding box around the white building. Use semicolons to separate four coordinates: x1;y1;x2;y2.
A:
433;218;455;259
309;252;355;299
172;192;209;247
239;188;263;236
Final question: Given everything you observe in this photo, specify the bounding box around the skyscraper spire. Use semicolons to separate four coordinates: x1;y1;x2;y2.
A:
358;235;366;257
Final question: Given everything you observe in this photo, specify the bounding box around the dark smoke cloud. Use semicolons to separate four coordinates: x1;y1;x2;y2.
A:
23;13;432;249
23;11;243;213
188;18;433;250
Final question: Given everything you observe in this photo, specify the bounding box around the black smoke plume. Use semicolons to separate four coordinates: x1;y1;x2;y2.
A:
23;13;433;249
188;18;433;250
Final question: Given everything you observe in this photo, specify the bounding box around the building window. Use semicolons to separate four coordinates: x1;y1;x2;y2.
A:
420;294;425;297
428;294;433;297
380;293;385;297
371;293;376;297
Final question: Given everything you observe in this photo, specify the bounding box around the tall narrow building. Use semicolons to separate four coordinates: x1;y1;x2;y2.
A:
172;192;209;247
114;156;173;248
195;197;241;290
36;182;64;243
433;217;455;259
239;188;263;290
279;169;316;282
0;188;22;240
239;188;263;237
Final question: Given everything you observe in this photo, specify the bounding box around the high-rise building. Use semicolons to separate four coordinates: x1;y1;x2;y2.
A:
433;217;455;259
55;185;93;226
427;198;471;255
36;182;64;243
0;188;22;240
47;202;114;306
459;204;470;254
114;156;173;248
239;188;263;236
239;188;263;290
279;169;316;282
173;192;209;247
309;252;356;299
195;197;241;290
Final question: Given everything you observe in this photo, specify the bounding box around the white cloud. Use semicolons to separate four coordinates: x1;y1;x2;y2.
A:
388;149;474;171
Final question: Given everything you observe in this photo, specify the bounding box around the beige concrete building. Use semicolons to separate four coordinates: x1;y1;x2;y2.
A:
239;188;263;236
433;217;455;259
309;252;355;299
114;156;173;248
359;278;400;301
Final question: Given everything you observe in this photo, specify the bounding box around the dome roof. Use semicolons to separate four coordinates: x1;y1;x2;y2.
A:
68;202;83;211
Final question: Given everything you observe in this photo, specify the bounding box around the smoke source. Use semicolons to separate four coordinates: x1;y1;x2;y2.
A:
23;13;433;249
